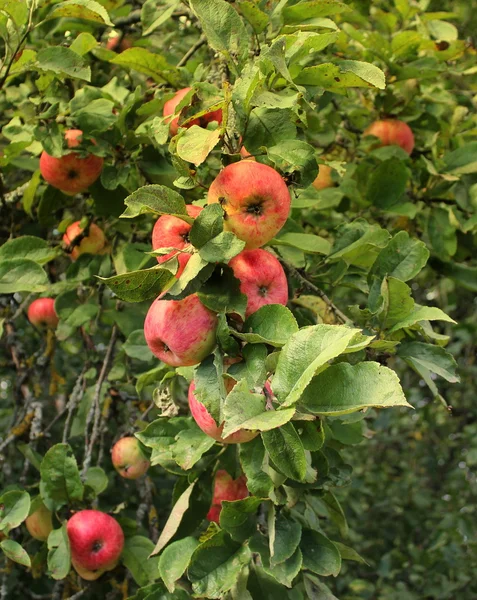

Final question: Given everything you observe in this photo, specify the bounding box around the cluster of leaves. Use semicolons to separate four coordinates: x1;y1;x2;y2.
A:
0;0;475;598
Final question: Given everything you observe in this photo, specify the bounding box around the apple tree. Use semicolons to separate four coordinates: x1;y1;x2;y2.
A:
0;0;474;598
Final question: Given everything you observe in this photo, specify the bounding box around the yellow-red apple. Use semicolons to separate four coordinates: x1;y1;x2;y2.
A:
106;34;133;52
207;162;290;249
25;502;53;541
63;221;106;261
27;298;59;329
163;88;200;136
111;437;150;480
364;119;415;155
312;164;334;190
207;470;249;523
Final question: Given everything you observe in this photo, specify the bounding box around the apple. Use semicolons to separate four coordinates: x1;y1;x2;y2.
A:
63;221;106;261
111;437;150;480
106;34;133;52
163;88;201;136
364;119;415;155
207;470;249;523
67;510;124;578
27;298;59;329
312;164;334;190
207;161;291;249
228;248;288;318
39;129;103;195
201;107;223;127
144;294;218;367
25;502;53;542
188;381;258;444
152;204;202;277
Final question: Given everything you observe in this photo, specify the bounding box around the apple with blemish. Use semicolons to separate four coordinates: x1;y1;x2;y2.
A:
364;119;415;155
67;510;124;580
111;437;150;480
228;249;288;318
207;161;290;249
39;129;103;195
152;204;202;277
25;502;53;541
207;470;249;523
63;221;106;261
144;294;218;367
27;298;59;329
312;164;334;190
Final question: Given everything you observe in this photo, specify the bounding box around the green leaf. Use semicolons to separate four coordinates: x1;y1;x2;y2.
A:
47;524;71;580
172;427;216;470
22;170;42;217
123;330;154;362
189;0;249;68
295;61;385;91
0;491;30;533
37;47;91;82
427;208;457;261
250;534;302;588
334;542;369;565
177;126;221;166
141;0;181;36
239;1;268;34
44;0;113;25
320;491;349;538
0;258;48;293
243;108;297;153
328;220;391;268
39;443;84;511
271;233;331;255
84;466;109;495
199;232;245;264
227;344;268;389
75;98;116;134
99;264;176;302
0;0;28;27
367;158;408;210
262;423;307;482
369;231;430;283
122;536;159;586
220;496;265;542
70;32;98;56
159;537;199;593
283;0;350;23
152;482;196;555
443;142;477;174
389;304;456;332
121;185;188;219
273;325;361;407
232;305;299;348
1;540;31;568
197;265;247;317
397;342;459;383
222;380;295;438
270;513;302;566
303;574;339;599
239;437;274;497
111;48;181;85
300;362;412;416
188;530;252;598
267;141;317;184
193;352;225;424
189;204;224;249
300;529;341;576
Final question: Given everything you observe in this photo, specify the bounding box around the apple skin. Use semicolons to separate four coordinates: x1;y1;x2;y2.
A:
207;161;291;249
228;249;288;318
106;34;133;52
312;164;334;190
39;129;103;195
163;88;200;136
25;502;53;542
144;294;218;367
239;146;255;161
188;381;258;444
63;221;106;261
67;510;124;573
152;204;202;277
27;298;59;329
207;470;249;523
364;119;415;155
111;437;150;480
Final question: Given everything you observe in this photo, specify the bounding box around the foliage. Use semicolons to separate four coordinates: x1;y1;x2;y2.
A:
0;0;475;598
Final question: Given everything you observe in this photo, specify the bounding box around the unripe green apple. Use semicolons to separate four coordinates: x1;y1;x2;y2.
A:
25;501;53;542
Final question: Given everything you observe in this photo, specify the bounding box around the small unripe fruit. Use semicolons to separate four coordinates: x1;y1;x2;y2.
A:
207;470;249;523
25;502;53;541
63;221;106;261
27;298;59;329
111;437;150;480
364;119;415;155
312;164;334;190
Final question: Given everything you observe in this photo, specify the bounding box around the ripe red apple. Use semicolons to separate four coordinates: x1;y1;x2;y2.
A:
228;249;288;318
106;34;133;52
25;502;53;542
163;88;200;136
63;221;106;261
207;470;249;523
111;437;150;480
188;381;258;444
39;129;104;195
201;107;223;127
207;162;290;249
144;294;218;367
152;204;202;277
312;164;334;190
27;298;59;329
67;510;124;578
364;119;415;155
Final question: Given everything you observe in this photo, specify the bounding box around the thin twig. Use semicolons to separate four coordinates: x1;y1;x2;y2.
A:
177;35;207;67
62;368;88;443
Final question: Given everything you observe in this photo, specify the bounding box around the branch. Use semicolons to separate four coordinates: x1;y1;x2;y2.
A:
177;35;207;67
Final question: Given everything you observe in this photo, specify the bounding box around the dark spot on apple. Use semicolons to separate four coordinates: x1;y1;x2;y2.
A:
92;540;103;553
435;41;450;51
67;169;78;179
218;196;227;206
181;232;190;243
334;77;340;82
163;343;169;353
258;285;268;297
246;203;264;216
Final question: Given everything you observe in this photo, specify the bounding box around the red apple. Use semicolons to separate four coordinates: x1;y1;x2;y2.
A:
152;204;202;277
106;34;133;52
312;164;334;190
144;294;218;367
25;502;53;542
207;470;249;523
63;221;106;261
364;119;415;155
27;298;59;329
228;249;288;318
39;129;103;195
111;437;150;480
67;510;124;576
207;162;290;249
201;107;223;127
163;88;200;136
188;381;258;444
